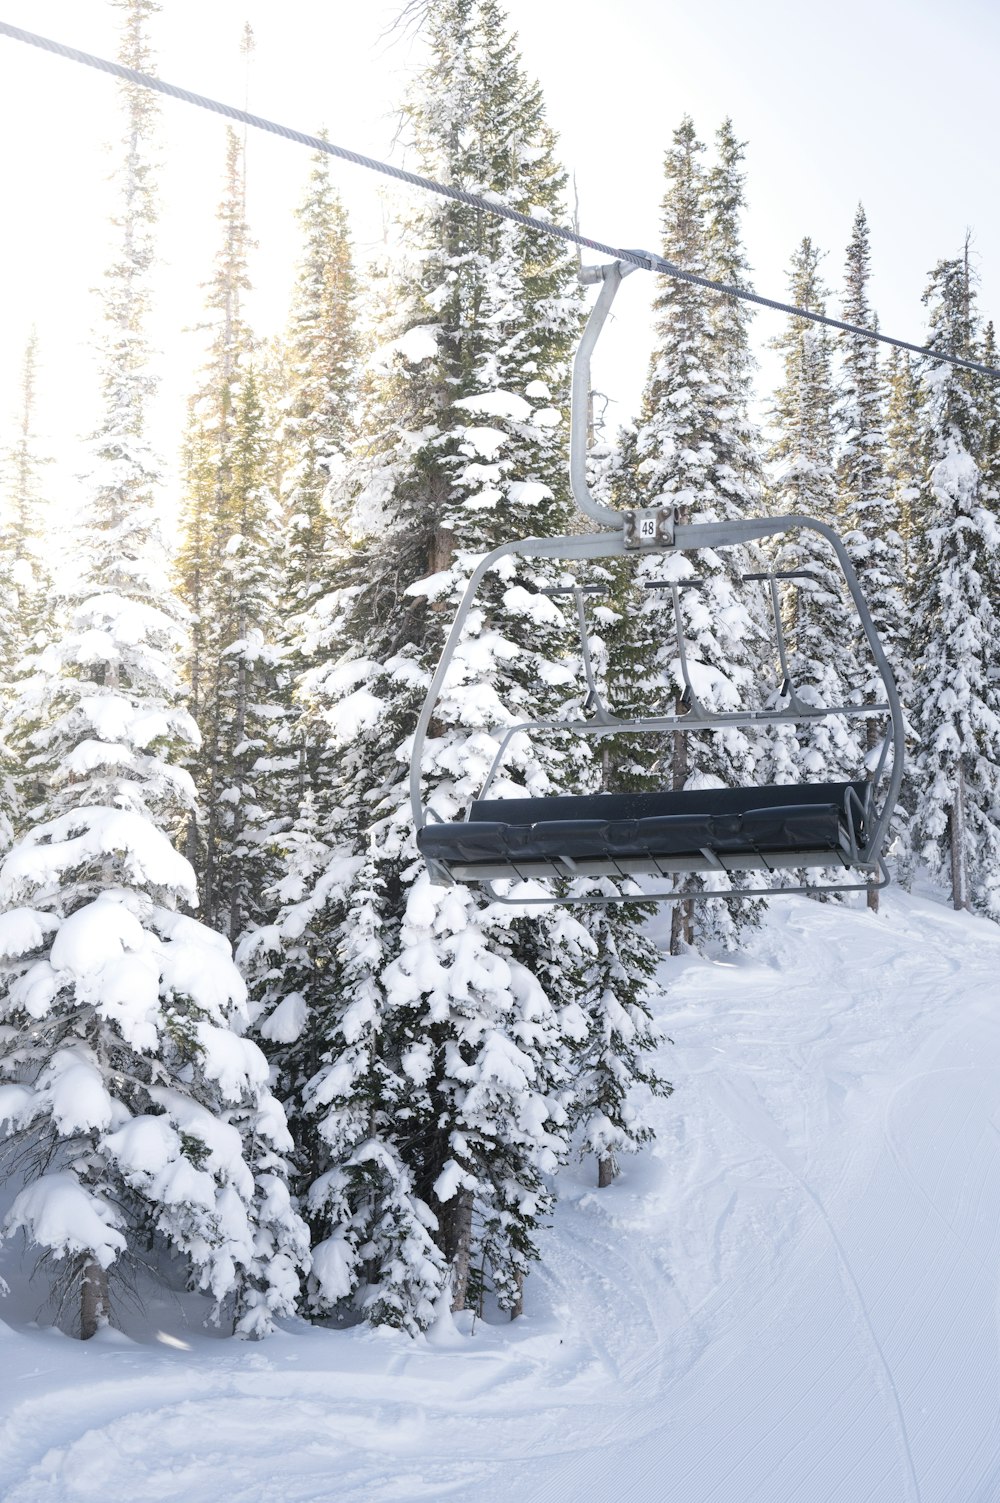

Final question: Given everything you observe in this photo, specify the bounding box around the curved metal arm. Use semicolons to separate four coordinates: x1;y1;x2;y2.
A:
570;260;632;528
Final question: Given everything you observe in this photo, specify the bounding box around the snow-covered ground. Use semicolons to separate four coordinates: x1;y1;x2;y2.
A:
2;888;999;1503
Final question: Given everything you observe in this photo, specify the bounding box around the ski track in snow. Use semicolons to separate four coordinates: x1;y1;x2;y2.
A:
2;891;1000;1502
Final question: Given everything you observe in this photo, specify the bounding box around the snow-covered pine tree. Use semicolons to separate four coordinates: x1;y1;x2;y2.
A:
255;0;608;1325
883;345;924;883
553;122;782;1180
566;894;668;1189
694;117;772;941
254;142;363;958
980;325;1000;856
836;206;906;910
535;452;673;1194
975;321;1000;518
177;129;288;945
767;238;864;804
976;321;1000;739
630;117;766;951
282;142;360;630
976;321;1000;498
235;145;369;1287
884;347;922;611
0;330;54;849
0;0;307;1339
213;364;289;944
0;331;54;673
704;120;766;517
177;126;251;894
909;250;1000;917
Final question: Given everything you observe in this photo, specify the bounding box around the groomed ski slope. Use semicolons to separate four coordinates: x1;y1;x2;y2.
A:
1;888;999;1503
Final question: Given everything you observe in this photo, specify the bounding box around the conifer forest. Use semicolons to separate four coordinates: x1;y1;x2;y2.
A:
2;4;1000;1478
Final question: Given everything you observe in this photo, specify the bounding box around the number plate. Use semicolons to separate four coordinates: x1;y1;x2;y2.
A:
624;507;675;548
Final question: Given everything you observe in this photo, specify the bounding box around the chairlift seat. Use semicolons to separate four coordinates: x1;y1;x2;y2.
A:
417;780;870;883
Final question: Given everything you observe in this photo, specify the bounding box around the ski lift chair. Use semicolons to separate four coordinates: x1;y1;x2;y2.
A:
411;260;904;906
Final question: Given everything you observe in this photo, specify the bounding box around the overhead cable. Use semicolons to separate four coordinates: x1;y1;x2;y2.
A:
1;17;998;381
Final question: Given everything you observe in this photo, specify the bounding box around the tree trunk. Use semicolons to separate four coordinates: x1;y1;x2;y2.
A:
427;524;457;741
445;1186;475;1313
866;719;880;913
670;900;693;955
670;697;693;953
431;525;455;580
598;1153;616;1188
509;1269;525;1321
80;1259;109;1340
950;765;969;912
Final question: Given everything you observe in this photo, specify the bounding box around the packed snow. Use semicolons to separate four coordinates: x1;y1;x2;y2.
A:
2;887;999;1502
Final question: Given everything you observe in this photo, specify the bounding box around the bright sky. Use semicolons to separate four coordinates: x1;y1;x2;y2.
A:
1;0;998;515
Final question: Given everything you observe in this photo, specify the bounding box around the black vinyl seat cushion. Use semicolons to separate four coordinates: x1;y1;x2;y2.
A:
417;781;869;873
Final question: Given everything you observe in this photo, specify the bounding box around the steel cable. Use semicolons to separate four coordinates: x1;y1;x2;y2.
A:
1;17;998;380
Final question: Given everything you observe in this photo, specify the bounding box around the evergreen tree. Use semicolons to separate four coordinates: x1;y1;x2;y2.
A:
974;329;998;751
255;143;363;906
909;251;1000;916
0;330;54;671
565;891;668;1189
883;346;923;881
213;364;289;944
176;128;253;899
0;0;306;1339
256;0;609;1325
629;117;766;951
282;143;360;625
177;130;287;944
836;206;906;909
977;320;1000;737
884;347;923;601
976;321;1000;513
767;238;864;799
0;330;54;850
704;120;765;507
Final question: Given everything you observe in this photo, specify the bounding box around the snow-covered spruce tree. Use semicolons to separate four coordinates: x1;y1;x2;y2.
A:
176;126;252;895
509;450;671;1196
976;321;1000;743
177;130;289;944
884;346;923;615
836;206;906;909
704;119;766;513
909;252;1000;916
976;321;1000;506
214;364;290;944
0;0;307;1339
248;143;363;960
282;142;361;631
631;116;767;952
566;895;668;1190
254;0;617;1325
236;148;369;1265
0;330;54;850
0;330;54;673
695;116;772;939
883;344;924;882
767;238;864;805
975;320;1000;656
